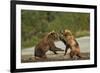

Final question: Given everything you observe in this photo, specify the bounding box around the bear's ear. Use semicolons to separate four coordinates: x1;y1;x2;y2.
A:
64;29;72;36
49;30;55;35
63;33;67;36
64;29;70;33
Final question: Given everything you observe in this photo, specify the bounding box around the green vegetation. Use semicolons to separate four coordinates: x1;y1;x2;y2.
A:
21;10;90;48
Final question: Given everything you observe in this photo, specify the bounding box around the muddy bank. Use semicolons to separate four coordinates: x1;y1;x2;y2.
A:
21;52;90;63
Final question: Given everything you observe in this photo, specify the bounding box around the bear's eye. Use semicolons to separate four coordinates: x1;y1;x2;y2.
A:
64;34;67;36
63;33;66;36
51;33;54;35
64;32;69;36
50;32;55;35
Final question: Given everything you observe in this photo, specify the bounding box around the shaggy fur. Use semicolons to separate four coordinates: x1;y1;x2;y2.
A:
34;31;63;59
62;29;82;59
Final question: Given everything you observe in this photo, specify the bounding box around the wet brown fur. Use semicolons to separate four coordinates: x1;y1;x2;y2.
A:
62;29;82;59
34;31;63;60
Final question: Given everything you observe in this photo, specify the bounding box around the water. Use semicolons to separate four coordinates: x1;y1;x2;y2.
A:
22;36;90;55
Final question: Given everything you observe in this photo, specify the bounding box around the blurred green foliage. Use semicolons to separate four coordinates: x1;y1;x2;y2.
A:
21;10;90;48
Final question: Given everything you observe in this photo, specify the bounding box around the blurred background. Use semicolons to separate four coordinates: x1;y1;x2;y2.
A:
21;10;90;48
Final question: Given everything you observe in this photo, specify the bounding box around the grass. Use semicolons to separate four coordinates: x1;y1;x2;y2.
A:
75;30;90;38
21;10;90;49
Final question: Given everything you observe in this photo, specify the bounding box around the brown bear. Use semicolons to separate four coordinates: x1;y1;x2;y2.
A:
62;29;82;59
34;31;63;60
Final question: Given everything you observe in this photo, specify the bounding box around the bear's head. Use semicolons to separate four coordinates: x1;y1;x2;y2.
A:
63;29;72;37
47;31;59;41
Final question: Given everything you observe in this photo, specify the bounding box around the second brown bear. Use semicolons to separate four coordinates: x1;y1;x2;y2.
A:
62;29;82;59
